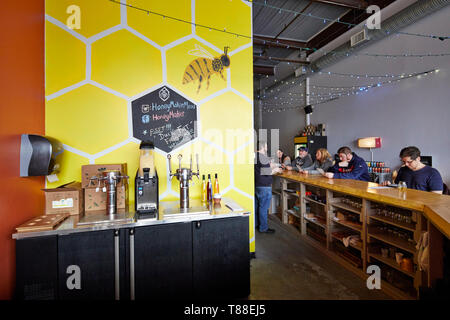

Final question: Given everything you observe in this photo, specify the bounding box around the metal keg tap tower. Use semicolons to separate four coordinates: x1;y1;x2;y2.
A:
167;153;200;209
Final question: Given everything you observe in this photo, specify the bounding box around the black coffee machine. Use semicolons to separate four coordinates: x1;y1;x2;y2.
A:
135;141;158;220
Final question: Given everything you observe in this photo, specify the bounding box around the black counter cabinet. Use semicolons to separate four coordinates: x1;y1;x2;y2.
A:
15;215;250;300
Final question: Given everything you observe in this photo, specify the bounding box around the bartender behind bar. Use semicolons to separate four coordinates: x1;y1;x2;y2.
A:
255;139;282;234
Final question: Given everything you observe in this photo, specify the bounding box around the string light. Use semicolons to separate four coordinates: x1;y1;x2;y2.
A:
110;0;450;59
260;68;439;113
246;0;449;41
109;0;251;39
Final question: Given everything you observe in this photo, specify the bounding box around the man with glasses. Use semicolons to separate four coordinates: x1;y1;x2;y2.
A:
390;146;443;194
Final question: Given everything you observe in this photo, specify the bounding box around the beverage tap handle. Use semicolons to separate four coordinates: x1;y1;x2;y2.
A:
196;153;200;176
167;154;174;179
178;154;182;172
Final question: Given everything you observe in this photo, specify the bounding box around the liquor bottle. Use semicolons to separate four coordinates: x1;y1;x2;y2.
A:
201;174;207;203
207;174;212;202
214;173;219;195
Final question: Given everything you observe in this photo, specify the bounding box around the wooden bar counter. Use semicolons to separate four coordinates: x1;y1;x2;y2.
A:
274;171;450;299
277;171;450;238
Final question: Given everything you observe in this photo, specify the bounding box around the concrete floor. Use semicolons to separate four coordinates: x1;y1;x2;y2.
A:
248;215;391;300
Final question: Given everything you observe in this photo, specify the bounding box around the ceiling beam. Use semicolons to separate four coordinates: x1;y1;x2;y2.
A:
309;0;368;9
274;2;313;39
306;0;395;53
254;65;275;75
254;35;308;49
254;55;310;65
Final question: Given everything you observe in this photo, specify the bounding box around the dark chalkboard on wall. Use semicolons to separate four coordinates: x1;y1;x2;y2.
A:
131;86;198;153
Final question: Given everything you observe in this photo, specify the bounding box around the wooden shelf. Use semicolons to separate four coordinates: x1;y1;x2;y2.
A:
272;189;281;195
283;190;299;198
304;215;327;229
331;202;361;214
368;253;416;278
368;229;416;254
306;229;327;248
332;218;363;233
285;209;301;219
331;234;363;251
369;215;416;232
333;248;362;268
304;197;326;206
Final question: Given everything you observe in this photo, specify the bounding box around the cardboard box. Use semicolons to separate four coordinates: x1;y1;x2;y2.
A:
84;184;129;214
43;182;84;216
81;163;128;188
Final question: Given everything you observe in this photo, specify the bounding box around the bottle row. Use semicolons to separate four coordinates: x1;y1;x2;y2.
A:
201;173;220;202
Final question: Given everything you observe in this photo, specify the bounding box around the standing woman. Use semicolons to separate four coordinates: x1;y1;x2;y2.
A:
300;148;333;174
277;149;291;168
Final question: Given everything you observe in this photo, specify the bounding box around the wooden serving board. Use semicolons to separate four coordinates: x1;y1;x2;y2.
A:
15;213;70;233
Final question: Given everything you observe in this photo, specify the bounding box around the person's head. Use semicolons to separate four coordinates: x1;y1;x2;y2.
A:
258;139;268;153
337;146;353;162
399;146;423;171
298;147;308;158
276;149;283;159
316;148;331;163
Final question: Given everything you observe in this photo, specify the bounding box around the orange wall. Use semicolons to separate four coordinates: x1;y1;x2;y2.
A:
0;0;45;299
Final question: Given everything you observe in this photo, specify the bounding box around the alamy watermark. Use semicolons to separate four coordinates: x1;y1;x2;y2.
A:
366;5;381;30
66;5;81;30
366;265;381;290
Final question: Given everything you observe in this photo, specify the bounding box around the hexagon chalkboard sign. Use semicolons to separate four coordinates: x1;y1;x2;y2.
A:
131;86;197;153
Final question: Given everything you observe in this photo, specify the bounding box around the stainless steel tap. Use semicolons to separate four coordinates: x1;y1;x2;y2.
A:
167;153;200;209
89;170;129;215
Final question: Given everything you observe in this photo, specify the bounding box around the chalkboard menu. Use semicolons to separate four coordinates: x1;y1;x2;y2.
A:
132;86;197;153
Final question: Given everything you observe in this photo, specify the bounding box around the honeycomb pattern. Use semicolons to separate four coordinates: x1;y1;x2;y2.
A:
45;0;254;250
196;0;251;52
45;21;86;96
46;84;129;155
91;30;162;97
45;0;121;38
127;0;191;47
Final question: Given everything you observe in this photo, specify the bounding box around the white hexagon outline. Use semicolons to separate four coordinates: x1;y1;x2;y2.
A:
44;0;255;245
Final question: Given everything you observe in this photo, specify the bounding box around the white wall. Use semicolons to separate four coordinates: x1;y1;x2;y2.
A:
261;5;450;184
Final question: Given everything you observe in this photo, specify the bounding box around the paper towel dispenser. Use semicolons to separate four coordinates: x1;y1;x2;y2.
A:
20;134;63;177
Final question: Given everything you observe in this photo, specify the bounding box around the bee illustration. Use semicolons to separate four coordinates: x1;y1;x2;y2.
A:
182;45;231;93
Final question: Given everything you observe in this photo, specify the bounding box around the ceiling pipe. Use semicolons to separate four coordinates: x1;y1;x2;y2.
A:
260;0;448;95
254;65;275;75
253;55;310;65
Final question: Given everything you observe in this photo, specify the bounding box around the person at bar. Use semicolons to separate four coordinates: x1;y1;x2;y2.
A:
276;149;291;167
324;146;370;181
284;147;313;171
299;148;333;174
255;139;282;233
387;146;443;194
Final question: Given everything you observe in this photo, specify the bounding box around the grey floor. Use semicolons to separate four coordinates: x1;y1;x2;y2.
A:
248;215;391;300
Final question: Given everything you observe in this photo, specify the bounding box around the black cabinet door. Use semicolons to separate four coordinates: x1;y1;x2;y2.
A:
192;216;250;298
133;222;193;299
15;236;58;300
58;230;116;300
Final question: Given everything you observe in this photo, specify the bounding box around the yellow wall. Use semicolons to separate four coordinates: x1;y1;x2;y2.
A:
45;0;255;251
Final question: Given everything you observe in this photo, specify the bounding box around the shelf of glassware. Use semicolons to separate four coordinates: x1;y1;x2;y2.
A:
366;200;427;298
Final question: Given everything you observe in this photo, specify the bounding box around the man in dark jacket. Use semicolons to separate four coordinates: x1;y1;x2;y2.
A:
324;146;370;181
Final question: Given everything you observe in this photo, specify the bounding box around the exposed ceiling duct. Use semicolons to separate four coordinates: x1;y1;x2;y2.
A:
310;0;449;72
260;0;449;94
